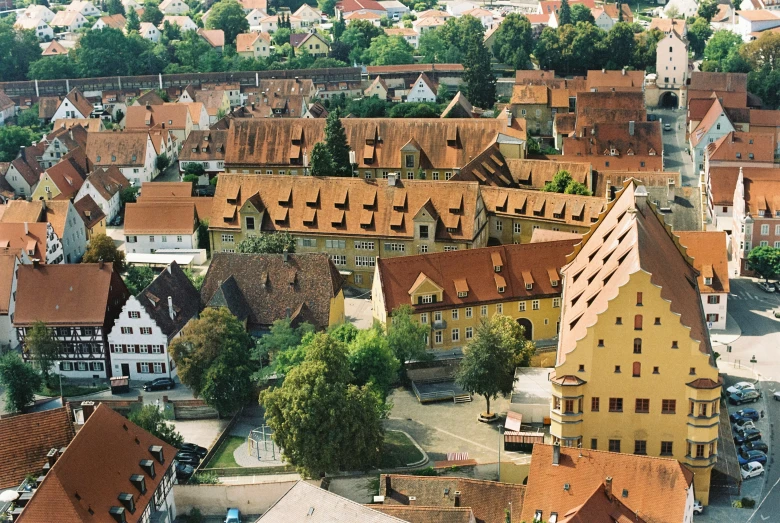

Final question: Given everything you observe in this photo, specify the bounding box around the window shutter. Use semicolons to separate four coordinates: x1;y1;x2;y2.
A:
123;345;127;353
136;362;141;373
161;363;166;373
417;297;422;305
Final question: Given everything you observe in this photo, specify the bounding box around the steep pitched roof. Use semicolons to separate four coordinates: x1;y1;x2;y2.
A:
201;252;343;331
0;200;45;224
10;142;45;187
707;131;776;163
73;194;105;230
43;147;90;199
482;186;605;227
125;103;191;130
557;483;647;523
83;166;130;201
556;181;714;365
691;97;730;147
197;28;225;47
41;40;68;56
0;407;75;490
521;444;692;523
564;122;662;158
369;505;474;523
96;13;126;28
440;92;474;118
137;261;200;340
16;404;176;523
676;231;729;294
134;90;165;107
205;275;252;321
0;222;49;262
43;200;74;239
59;88;93;118
510;84;548;105
178;130;227;162
585;69;644;91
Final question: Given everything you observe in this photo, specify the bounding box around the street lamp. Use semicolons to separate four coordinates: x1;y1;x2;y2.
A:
497;425;504;481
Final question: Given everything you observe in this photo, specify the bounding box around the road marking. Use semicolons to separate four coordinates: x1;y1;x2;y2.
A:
746;473;780;523
761;516;769;521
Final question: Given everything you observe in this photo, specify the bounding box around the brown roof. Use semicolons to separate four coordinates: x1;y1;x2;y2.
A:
506;158;591;189
17;404;176;523
592;170;680;199
0;222;50;262
125;103;191;130
10;143;45;187
563;121;662;158
197;28;225;48
521;444;692;523
557;181;714;365
124;201;198;234
86;131;150;168
530;229;582;243
482;186;605;227
370;505;474;523
381;474;526;523
689;72;747;94
601;2;632;21
59;88;93;119
676;231;730;294
38;97;61;120
0;200;45;224
194;90;227;116
201;252;343;331
649;17;685;35
0;407;75;490
43;147;90;199
211;174;483;242
377;240;577;314
575;91;646;129
46;124;89;152
440;92;475;119
707;131;776;163
139;181;192;198
52;118;104;132
135;90;165;107
97;13;126;28
749;109;780;126
137;193;212;224
510;84;548;105
73;194;105;230
43;200;73;239
41;40;68;56
515;69;558;85
555;113;576;135
137;261;200;340
83;166;130;201
557;483;647;523
743;173;780;216
225;118;524;170
15;263;128;326
179;129;227;162
0;253;16;314
585;69;644;91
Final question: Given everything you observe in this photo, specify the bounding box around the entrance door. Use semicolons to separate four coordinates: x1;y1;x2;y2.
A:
121;363;130;377
517;318;533;340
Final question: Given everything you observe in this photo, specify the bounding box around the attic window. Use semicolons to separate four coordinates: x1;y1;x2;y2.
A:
139;459;155;478
129;474;146;494
736;153;741;159
749;153;754;160
118;493;135;514
111;155;116;162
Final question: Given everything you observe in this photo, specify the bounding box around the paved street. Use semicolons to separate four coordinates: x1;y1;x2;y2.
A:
650;108;695;187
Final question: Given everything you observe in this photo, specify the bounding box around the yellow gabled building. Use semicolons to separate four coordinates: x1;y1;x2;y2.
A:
550;180;721;505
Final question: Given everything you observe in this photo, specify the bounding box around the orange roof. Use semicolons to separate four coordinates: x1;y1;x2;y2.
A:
97;13;126;28
0;200;45;224
86;131;150;167
563;121;662;158
676;231;730;294
83;166;129;201
0;407;75;490
482;185;605;226
521;444;692;523
236;31;271;51
743;173;780;216
17;404;176;523
139;181;192;198
197;28;225;47
41;40;68;56
59;88;93;119
707;131;776;163
649;17;685;35
691;97;729;147
737;9;780;21
510;84;548;105
124;201;198;234
43;200;74;239
749;109;780;126
575;91;646;129
43;147;89;199
0;253;17;313
585;69;644;91
0;222;51;263
125;103;191;130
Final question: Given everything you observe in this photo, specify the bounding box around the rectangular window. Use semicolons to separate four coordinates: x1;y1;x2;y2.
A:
496;220;503;231
121;327;133;334
298;238;317;248
662;399;676;414
609;398;623;412
761;224;770;235
706;313;719;323
177;235;183;242
608;440;621;453
465;327;473;339
140;362;150;373
495;303;502;314
245;216;255;230
552;298;560;308
465;307;472;318
330;255;346;266
354;241;375;250
140;345;149;354
140;327;152;335
591;397;599;411
153;362;163;374
696;444;705;458
532;300;540;310
152;345;163;354
636;292;643;305
161;236;167;243
451;309;459;320
128;311;140;319
635;398;649;413
514;222;521;233
384;243;405;252
634;440;647;455
434;311;442;322
405;154;415;168
518;301;526;312
221;234;234;243
434;331;442;344
149;236;155;242
661;441;673;455
591;438;598;450
420;313;428;324
419;225;429;239
451;329;459;342
421;295;433;304
355;256;376;267
481;305;488;317
325;239;347;249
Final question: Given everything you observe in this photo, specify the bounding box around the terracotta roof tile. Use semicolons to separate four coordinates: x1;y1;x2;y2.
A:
42;147;90;199
43;200;73;239
707;131;776;162
0;222;50;262
125;103;191;130
197;28;225;47
0;200;45;224
370;505;474;523
41;40;68;56
139;181;192;198
521;444;692;523
137;261;200;339
97;13;126;28
482;186;605;227
38;97;61;120
0;407;75;490
83;166;129;201
558;483;647;523
73;194;105;230
179;129;228;162
676;231;730;293
10;142;45;187
749;109;780;126
510;84;548;105
86;131;150;167
563;121;662;158
585;69;644;91
743;173;780;216
135;90;165;107
592;170;680;199
59;89;93;119
575;91;646;129
0;253;17;313
124;201;198;234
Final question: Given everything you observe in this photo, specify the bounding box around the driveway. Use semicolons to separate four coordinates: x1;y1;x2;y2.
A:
650;108;695;187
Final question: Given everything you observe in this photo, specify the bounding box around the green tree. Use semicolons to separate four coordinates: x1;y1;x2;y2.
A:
141;0;164;25
28;55;78;80
418;28;447;63
570;3;595;24
748;66;780;109
128;404;184;447
252;318;316;381
174;30;213;70
559;0;572;25
741;32;780;71
170;307;255;415
206;0;248;44
686;17;713;58
236;231;296;253
347;326;399;396
120;186;139;206
602;22;635;70
260;333;384;477
183;162;206;178
455;315;529;416
388;102;441;118
462;36;496;109
341;20;384;63
16;104;39;128
73;28;154;77
124;265;154;294
324;109;352;177
318;0;336;15
82;233;126;272
0;353;41;413
439;15;484;57
492;13;533;68
312;57;348;68
362;35;414;66
0;126;38;162
329;40;351;63
156;153;170;171
24;321;61;387
386;304;430;381
126;7;141;32
703;30;743;66
347;96;391;117
309;141;335;177
541;170;591;195
107;0;126;15
747;246;780;282
632;28;663;71
697;0;719;22
0;18;43;82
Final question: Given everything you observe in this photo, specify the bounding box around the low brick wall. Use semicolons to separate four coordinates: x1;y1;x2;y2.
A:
173;481;302;516
66;396;143;417
162;396;219;420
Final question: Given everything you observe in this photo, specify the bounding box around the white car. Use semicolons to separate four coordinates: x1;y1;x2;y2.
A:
728;381;756;395
741;461;765;479
693;500;703;515
774;391;780;401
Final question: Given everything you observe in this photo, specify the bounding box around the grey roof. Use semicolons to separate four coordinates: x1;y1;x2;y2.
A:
138;261;201;341
258;481;408;523
645;185;703;232
206;275;252;322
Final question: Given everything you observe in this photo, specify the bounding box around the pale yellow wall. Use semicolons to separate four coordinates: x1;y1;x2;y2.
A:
328;289;346;326
550;270;720;504
31;173;62;201
499;462;530;485
489;215;590;244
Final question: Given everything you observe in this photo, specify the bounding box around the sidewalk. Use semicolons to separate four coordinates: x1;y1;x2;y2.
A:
710;313;742;347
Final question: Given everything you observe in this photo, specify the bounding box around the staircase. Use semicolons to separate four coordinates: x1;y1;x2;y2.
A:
453;393;472;403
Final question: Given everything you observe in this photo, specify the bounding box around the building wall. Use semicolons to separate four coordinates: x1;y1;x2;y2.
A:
51;99;90;124
489;214;590;244
692;114;734;173
550;270;720;504
656;33;688;89
19;324;109;378
76;184;122;223
701;293;727;330
328;290;346;327
0;256;19;349
173;482;300;517
5;163;36;197
752;218;780;248
509;103;552;136
125;231;197;254
31;172;63;201
60;203;87;263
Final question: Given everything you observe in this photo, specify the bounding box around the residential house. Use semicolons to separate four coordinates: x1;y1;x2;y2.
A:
159;15;198;32
405;72;437;103
0;222;63;265
73;195;106;241
364;75;391;100
13;16;54;40
688;72;748;108
413;13;448;32
15;404;177;523
124;201;199;254
31;148;90;201
51;118;105;133
344;10;382;24
50;89;93;125
373;240;578;349
86;130;158;185
179;88;230;124
521;444;694;523
108;261;198;380
50;11;88;33
293;3;322;26
253;15;278;32
201;252;345;333
92;13;126;30
705;131;777;173
246;7;267;27
335;0;386;20
124;103;194;144
440;92;481;118
562;121;663;172
749;109;780;151
22;4;55;23
37;124;88;169
740;0;780;10
656;30;689;91
236;31;272;58
134;90;166;107
15;263;130;379
549;181;721;504
123;0;141;10
75;166;129;224
585;68;645;92
690;97;736;174
65;0;101;17
238;0;268;11
509;84;551;135
384;27;418;48
734;10;780;40
461;7;496;29
0;253;22;348
0;91;15;126
139;22;162;42
45;200;87;263
41;40;69;56
290;30;330;58
178;129;226;179
538;0;595;14
160;0;189;14
0;407;75;489
677;231;729;330
197;28;225;52
5;143;45;198
733;167;780;272
664;0;698;17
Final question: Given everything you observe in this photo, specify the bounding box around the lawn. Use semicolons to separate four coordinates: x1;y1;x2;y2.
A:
380;430;424;469
38;382;109;398
205;436;245;469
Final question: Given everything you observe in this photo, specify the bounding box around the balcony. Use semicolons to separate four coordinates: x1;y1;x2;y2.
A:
432;320;447;330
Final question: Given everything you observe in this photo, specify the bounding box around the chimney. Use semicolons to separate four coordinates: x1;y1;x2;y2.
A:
24;222;28;235
282;248;289;262
504;107;512;128
454;491;461;507
604;477;614;501
388;172;397;186
168;296;174;320
553;443;561;466
408;496;416;506
32;258;40;268
622;68;626;76
628;121;635;136
46;447;59;467
667;178;675;205
99;259;104;269
602;68;605;74
80;400;95;421
385;475;392;495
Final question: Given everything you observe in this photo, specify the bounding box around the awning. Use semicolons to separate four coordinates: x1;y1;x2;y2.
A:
504;432;544;444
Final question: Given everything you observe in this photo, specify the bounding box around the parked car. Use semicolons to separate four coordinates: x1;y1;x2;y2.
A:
774;391;780;401
693;500;704;515
729;390;761;405
663;123;672;131
741;461;765;479
727;381;756;395
735;427;762;445
179;442;208;458
143;377;175;391
738;448;767;466
175;462;194;482
225;508;241;523
730;408;760;423
742;440;769;453
175;451;201;466
758;281;775;293
733;420;757;432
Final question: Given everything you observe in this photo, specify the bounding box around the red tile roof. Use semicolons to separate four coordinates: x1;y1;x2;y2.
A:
124;201;198;235
707;131;776;163
0;222;50;262
676;231;730;294
585;69;644;91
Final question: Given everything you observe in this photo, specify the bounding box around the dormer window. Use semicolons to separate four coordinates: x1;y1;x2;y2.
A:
736;153;741;159
498;286;505;293
139;459;155;478
129;474;146;494
118;493;135;514
458;291;468;298
749;153;754;160
704;277;712;285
